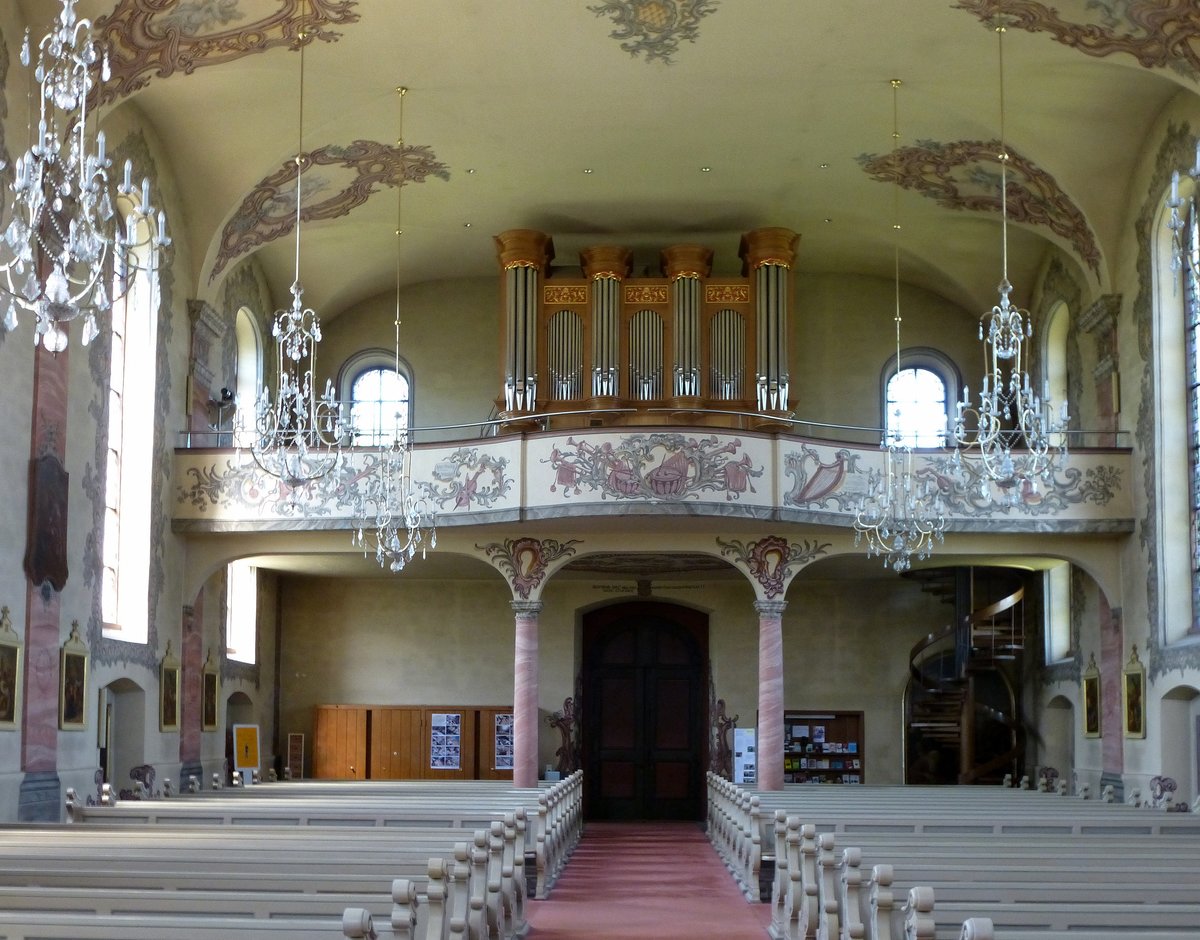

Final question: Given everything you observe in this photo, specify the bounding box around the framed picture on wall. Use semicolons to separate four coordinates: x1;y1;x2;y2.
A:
202;648;219;731
1082;652;1100;739
159;641;180;732
1123;645;1146;739
59;621;88;731
0;606;23;731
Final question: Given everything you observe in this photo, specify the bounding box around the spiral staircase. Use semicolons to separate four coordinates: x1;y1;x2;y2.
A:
904;567;1030;785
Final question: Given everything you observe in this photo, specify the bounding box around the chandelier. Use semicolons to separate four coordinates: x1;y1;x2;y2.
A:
951;16;1068;495
854;80;946;573
352;87;437;572
0;0;169;352
249;15;347;488
1166;140;1200;279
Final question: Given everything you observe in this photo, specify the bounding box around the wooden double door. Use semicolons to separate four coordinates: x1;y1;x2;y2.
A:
583;602;708;820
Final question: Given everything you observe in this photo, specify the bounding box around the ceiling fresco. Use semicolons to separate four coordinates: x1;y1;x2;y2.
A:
954;0;1200;82
857;139;1102;280
93;0;359;105
588;0;720;63
211;140;450;281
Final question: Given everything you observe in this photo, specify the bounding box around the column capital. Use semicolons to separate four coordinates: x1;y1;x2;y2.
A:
580;245;632;280
494;229;554;273
661;244;713;281
511;599;544;616
754;599;788;617
739;227;800;273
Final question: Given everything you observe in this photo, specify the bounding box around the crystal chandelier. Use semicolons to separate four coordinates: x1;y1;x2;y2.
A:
250;16;347;488
854;80;946;573
0;0;169;352
352;87;437;572
1166;140;1200;279
951;17;1068;494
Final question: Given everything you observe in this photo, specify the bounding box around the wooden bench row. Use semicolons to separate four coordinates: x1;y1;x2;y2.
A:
68;770;584;900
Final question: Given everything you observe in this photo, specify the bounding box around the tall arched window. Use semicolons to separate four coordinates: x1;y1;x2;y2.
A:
233;307;262;446
885;366;948;448
1185;202;1200;634
101;207;158;643
338;350;412;446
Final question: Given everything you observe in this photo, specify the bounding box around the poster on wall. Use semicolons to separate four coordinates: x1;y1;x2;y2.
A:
734;727;756;784
430;712;462;770
494;713;514;770
233;724;260;775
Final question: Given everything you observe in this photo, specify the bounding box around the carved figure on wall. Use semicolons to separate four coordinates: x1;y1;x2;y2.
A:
547;696;580;775
710;698;737;780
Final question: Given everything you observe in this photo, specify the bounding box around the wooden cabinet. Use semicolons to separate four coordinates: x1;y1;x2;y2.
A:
312;704;511;780
783;710;864;784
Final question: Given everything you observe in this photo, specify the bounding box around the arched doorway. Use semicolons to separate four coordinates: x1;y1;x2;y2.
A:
98;678;145;796
223;691;255;784
582;601;708;820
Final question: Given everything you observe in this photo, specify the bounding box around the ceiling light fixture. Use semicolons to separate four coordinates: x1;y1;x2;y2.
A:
353;87;436;572
854;79;946;572
249;7;348;488
951;14;1068;498
0;0;169;352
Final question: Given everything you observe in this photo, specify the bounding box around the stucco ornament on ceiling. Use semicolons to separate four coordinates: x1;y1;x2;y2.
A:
589;0;719;63
210;140;450;281
858;139;1102;279
954;0;1200;82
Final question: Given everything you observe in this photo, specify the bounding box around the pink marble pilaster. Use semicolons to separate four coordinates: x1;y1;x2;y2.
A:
512;600;543;789
1099;598;1123;774
22;345;70;773
180;597;203;763
755;599;787;790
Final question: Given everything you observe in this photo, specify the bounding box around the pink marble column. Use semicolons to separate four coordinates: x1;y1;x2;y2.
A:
1099;598;1123;775
755;599;787;790
180;597;203;766
512;600;543;789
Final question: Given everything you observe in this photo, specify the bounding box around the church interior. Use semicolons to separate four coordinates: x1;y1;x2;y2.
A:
1;0;1199;838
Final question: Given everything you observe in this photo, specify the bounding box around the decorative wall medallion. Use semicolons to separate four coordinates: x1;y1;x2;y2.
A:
544;433;763;501
95;0;360;106
418;448;512;511
716;535;831;599
783;445;860;510
544;286;588;305
624;284;669;304
705;284;749;304
858;139;1101;278
210;140;450;280
954;0;1200;82
477;537;582;599
589;0;720;63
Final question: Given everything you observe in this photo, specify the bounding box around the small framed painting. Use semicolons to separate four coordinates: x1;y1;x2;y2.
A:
0;606;23;731
1081;652;1100;739
202;648;219;731
159;641;180;732
59;621;88;731
1123;645;1146;739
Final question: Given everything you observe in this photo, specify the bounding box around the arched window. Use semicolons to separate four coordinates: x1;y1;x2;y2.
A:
1152;186;1196;642
101;207;158;643
880;348;959;448
225;559;257;665
338;349;412;446
885;366;948;448
1185;202;1200;635
233;307;262;446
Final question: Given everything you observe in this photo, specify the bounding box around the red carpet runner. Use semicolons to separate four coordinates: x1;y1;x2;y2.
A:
526;821;772;938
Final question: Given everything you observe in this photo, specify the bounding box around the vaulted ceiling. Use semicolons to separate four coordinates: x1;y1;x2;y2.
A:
15;0;1198;329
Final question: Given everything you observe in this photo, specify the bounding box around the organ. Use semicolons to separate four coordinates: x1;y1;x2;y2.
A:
494;227;799;431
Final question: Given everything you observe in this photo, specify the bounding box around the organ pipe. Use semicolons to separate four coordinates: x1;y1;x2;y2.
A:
739;228;799;413
494;230;554;415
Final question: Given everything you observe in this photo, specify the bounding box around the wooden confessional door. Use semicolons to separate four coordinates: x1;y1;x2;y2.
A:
583;603;707;820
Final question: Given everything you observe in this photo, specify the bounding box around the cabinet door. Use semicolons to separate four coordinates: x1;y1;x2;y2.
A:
478;707;515;780
312;705;367;779
423;708;477;779
369;707;423;779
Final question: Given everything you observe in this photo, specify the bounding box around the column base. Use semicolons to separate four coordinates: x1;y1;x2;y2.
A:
18;770;62;822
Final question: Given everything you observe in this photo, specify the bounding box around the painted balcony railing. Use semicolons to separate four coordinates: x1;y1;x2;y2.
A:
173;423;1133;534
